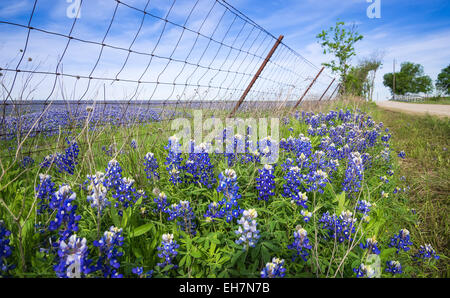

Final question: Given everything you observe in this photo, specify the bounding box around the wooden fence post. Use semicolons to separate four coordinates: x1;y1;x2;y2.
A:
318;78;335;101
291;66;324;111
327;83;340;101
229;35;284;118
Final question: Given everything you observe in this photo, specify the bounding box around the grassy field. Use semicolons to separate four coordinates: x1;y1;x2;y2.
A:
337;100;449;276
0;100;447;278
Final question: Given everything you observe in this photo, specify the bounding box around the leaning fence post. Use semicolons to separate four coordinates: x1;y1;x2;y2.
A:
318;78;335;101
327;83;340;101
292;66;324;111
229;35;284;118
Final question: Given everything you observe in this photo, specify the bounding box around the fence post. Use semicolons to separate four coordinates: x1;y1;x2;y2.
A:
318;78;335;101
229;35;284;118
327;83;340;101
291;66;324;111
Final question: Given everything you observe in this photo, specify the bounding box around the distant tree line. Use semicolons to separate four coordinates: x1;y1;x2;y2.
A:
316;21;449;99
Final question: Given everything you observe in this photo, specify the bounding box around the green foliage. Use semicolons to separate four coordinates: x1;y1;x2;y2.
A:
316;21;364;91
0;105;445;278
383;62;434;95
436;64;450;95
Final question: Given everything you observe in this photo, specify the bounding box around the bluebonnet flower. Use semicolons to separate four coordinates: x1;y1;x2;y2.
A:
385;260;402;275
113;177;142;212
143;152;160;181
165;136;183;185
153;192;169;214
360;236;381;255
48;185;81;243
380;175;389;184
304;155;330;193
214;169;243;223
353;263;377;278
287;226;312;261
36;173;56;214
166;200;197;236
92;226;124;278
389;229;413;253
104;159;123;190
319;210;356;243
40;138;79;175
0;220;15;274
54;234;92;278
283;166;305;205
204;201;224;223
86;172;109;212
217;169;240;199
184;142;216;188
300;210;312;223
104;160;144;214
256;164;276;201
342;152;364;194
235;209;260;250
260;258;286;278
102;144;114;157
414;244;440;260
130;139;137;149
398;151;406;159
356;200;372;215
157;233;179;270
21;156;34;168
132;266;153;278
280;157;295;172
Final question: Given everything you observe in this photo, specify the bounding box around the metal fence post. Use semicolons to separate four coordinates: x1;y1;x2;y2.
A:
327;83;340;101
291;66;324;111
318;78;335;101
229;35;284;118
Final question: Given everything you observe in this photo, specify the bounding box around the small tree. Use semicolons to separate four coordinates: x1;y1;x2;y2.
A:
436;65;450;95
383;62;433;96
344;54;383;100
316;21;364;94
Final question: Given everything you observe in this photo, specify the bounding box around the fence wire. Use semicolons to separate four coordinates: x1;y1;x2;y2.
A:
0;0;338;158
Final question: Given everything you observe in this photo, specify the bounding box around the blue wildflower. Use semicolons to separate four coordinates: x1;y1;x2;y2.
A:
92;226;124;278
256;164;276;201
235;209;260;250
157;233;179;270
261;258;286;278
385;260;402;275
287;226;312;261
0;220;15;274
143;152;160;181
54;234;92;278
389;229;413;254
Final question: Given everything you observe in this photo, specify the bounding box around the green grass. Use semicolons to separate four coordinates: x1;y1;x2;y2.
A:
349;101;449;276
0;103;446;278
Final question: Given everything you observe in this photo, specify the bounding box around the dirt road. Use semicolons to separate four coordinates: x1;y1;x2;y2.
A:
376;101;450;117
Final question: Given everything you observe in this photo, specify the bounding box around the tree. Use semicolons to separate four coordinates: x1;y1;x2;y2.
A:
383;62;433;96
316;22;364;94
344;54;383;100
436;65;450;95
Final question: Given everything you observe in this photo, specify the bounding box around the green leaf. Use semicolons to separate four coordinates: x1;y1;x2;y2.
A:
130;223;153;238
336;191;346;214
191;249;202;258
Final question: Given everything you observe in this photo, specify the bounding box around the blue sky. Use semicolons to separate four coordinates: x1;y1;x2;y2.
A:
235;0;450;100
0;0;449;101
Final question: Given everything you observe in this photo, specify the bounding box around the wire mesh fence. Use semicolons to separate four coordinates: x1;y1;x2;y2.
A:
0;0;339;160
